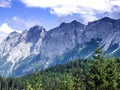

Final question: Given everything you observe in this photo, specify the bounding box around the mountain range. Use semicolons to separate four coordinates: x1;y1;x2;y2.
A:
0;17;120;77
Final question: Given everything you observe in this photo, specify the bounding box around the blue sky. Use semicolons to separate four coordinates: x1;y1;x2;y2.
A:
0;0;120;42
0;0;59;31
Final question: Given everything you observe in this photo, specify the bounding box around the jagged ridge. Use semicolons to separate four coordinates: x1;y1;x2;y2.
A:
0;18;120;77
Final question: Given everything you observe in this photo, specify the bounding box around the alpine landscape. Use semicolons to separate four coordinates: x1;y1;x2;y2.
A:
0;0;120;90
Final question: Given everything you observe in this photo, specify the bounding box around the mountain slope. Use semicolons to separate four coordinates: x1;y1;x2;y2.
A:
0;17;120;77
0;26;46;76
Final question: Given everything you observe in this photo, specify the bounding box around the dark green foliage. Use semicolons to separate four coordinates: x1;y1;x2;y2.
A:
0;47;120;90
105;58;118;90
88;47;106;89
73;68;85;90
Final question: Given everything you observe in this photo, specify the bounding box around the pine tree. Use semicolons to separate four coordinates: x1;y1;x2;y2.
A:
73;68;85;90
88;47;107;90
105;58;118;90
93;47;104;62
58;73;74;90
26;66;43;90
115;58;120;89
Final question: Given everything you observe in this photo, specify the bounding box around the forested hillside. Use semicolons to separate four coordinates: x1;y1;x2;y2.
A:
0;47;120;90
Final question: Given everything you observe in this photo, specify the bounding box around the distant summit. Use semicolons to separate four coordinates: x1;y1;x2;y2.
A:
60;20;84;27
99;17;117;23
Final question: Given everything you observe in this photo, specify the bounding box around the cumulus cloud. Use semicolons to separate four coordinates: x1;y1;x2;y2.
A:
0;23;14;43
20;0;120;24
0;23;15;33
0;0;11;8
110;0;120;6
0;23;20;43
20;0;120;15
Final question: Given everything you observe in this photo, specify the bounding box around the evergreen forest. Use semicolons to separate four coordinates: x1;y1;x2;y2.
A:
0;47;120;90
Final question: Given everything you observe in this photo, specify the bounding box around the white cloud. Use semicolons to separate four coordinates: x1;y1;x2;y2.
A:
110;0;120;6
20;0;110;10
0;0;11;8
20;0;120;16
0;32;7;43
0;23;20;43
82;15;98;24
20;0;120;24
0;23;14;33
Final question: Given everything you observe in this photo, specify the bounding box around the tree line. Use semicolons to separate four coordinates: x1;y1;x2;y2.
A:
0;47;120;90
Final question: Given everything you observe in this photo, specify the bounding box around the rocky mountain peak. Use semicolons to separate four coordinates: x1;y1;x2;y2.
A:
60;22;66;27
5;31;21;41
29;25;46;31
26;25;46;43
71;20;84;25
88;17;117;25
99;17;117;22
60;20;84;28
85;18;117;41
